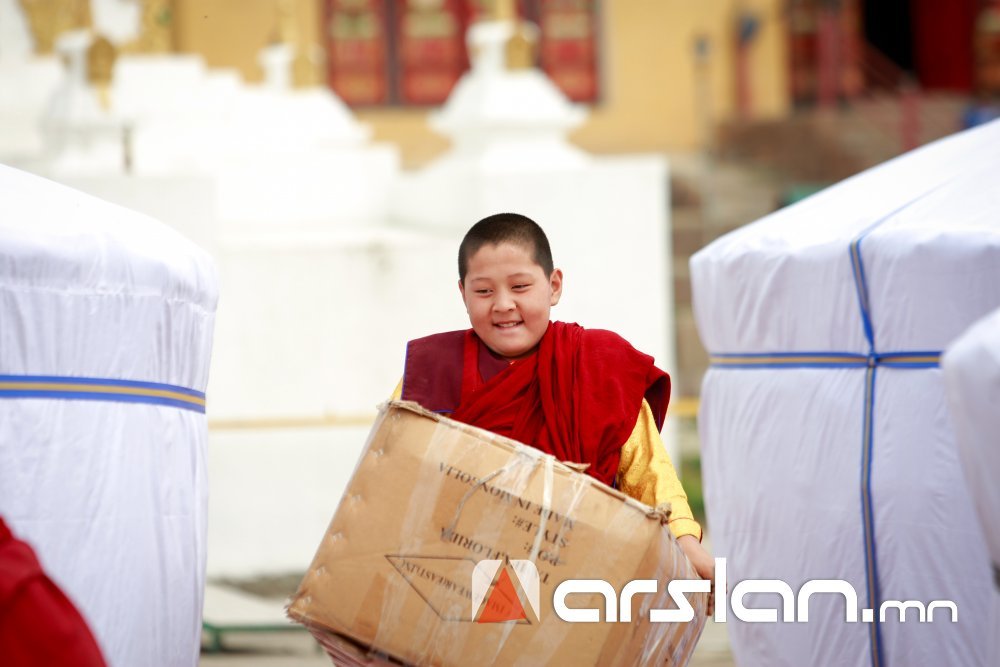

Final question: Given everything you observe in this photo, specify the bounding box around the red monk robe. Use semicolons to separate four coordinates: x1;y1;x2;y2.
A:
397;321;701;540
0;518;107;667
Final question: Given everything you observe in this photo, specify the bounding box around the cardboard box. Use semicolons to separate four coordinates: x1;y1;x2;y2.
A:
288;401;708;666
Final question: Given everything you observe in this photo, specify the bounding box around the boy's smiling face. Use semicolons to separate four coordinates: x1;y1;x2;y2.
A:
459;241;563;360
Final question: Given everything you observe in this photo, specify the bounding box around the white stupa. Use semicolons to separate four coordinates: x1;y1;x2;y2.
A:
42;30;128;175
429;18;588;170
393;12;588;231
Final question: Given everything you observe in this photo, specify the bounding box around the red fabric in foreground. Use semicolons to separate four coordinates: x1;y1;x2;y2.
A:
450;322;670;486
0;518;107;667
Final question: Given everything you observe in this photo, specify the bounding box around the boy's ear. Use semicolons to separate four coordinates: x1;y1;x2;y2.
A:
549;268;563;306
458;278;466;300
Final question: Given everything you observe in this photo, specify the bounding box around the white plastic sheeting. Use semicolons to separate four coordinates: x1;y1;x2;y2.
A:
691;119;1000;667
942;307;1000;665
0;165;218;666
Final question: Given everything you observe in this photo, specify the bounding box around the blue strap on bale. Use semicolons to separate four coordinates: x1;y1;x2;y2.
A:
708;217;953;667
0;374;206;413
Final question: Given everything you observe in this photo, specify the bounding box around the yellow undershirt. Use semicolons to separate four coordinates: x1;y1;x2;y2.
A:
618;399;702;541
391;381;701;541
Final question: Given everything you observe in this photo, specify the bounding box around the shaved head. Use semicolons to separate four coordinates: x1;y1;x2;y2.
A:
458;213;554;282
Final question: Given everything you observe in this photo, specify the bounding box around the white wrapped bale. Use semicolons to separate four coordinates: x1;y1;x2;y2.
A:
0;165;218;666
942;307;1000;664
691;120;1000;666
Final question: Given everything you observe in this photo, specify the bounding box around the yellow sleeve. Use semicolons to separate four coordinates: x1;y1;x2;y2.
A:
616;399;703;541
391;379;402;400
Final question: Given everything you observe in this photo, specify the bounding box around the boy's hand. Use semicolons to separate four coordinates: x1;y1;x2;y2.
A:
677;534;715;616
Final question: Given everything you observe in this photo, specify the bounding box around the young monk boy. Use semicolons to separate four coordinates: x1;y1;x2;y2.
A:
393;212;714;586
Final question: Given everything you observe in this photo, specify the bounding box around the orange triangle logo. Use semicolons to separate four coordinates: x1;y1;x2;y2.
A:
476;566;528;623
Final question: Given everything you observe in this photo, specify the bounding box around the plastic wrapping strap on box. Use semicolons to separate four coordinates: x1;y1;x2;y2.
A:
709;222;945;667
438;447;556;657
0;374;207;413
445;452;557;566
